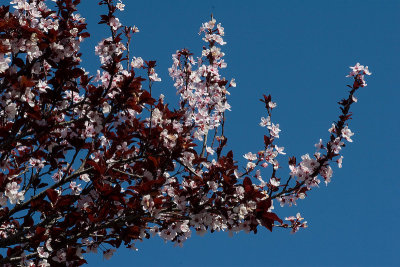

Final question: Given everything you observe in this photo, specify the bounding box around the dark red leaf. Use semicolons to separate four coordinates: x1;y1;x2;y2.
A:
263;212;283;224
46;188;58;204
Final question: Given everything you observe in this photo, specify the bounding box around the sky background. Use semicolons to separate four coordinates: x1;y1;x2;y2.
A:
73;0;399;266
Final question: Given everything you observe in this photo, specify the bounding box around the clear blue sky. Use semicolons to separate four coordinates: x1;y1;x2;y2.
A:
76;0;399;266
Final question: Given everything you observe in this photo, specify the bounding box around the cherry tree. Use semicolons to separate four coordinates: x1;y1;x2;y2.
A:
0;0;371;265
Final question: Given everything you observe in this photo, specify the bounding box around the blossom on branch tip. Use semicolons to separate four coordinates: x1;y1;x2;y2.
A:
149;68;161;82
347;63;372;77
268;101;277;109
199;18;216;33
116;0;125;11
285;212;308;233
132;25;140;33
347;63;372;88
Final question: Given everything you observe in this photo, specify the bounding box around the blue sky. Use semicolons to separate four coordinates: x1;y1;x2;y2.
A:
76;0;399;266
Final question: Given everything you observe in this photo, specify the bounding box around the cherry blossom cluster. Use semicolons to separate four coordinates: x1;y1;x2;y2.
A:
0;0;371;265
284;213;307;233
169;17;235;141
95;37;126;65
346;62;371;88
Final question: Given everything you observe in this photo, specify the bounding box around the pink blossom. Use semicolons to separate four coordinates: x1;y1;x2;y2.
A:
275;145;286;155
131;57;144;68
261;162;269;168
270;177;280;187
116;0;125;11
109;17;121;31
246;162;256;170
268;101;277;109
37;80;50;93
203;33;227;45
341;126;354;142
217;23;225;36
233;204;248;219
141;195;154;211
328;123;336;133
95;37;126;64
268;123;281;138
363;66;372;75
69;182;82;195
243;152;257;161
320;165;333;185
229;78;236;87
52;171;63;182
206;146;215;155
346;63;372;88
331;137;344;154
348;62;363;74
347;63;372;77
37;247;49;259
5;182;25;204
149;68;161;82
284;212;307;233
259;116;271;127
132;25;140;33
38;18;59;33
199;18;216;33
337;156;343;168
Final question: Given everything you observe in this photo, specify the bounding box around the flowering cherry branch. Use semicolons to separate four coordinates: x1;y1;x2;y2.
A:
0;0;371;265
270;63;371;206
